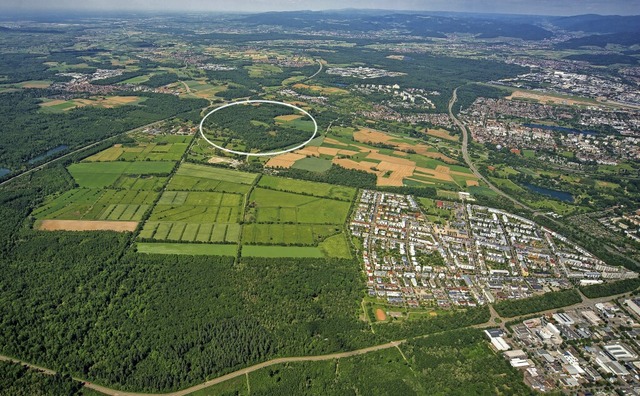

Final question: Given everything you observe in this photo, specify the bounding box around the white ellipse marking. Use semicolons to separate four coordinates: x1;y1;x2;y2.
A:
199;99;318;157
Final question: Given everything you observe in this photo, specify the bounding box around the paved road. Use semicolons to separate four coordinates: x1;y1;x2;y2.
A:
306;60;324;81
448;88;534;212
0;119;169;188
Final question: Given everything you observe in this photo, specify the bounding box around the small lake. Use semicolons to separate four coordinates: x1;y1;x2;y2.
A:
28;145;69;164
0;168;10;178
523;183;574;203
523;123;598;136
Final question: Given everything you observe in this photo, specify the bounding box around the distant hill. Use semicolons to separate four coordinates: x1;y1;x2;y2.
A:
552;14;640;34
563;53;639;66
241;11;553;41
557;32;640;49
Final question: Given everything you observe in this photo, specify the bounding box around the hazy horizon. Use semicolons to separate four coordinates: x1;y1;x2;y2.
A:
0;0;639;16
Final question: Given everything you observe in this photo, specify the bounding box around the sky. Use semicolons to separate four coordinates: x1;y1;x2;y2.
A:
1;0;639;16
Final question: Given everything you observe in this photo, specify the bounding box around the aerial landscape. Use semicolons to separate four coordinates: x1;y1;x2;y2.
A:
1;0;640;394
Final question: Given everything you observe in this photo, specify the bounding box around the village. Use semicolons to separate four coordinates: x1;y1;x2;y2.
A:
349;190;636;309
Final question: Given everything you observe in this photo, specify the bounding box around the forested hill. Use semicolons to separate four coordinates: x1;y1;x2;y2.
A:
240;11;553;40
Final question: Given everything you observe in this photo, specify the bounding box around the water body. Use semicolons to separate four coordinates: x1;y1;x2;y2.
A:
0;168;10;178
28;145;69;165
523;183;574;203
523;123;598;136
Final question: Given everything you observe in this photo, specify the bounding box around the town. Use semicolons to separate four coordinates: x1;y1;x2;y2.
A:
349;190;636;309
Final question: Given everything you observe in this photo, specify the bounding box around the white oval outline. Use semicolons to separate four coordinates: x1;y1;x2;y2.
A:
199;99;318;157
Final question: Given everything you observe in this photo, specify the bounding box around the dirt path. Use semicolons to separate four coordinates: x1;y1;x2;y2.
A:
1;289;634;395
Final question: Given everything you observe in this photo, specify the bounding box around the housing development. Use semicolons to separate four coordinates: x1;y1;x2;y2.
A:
350;190;636;309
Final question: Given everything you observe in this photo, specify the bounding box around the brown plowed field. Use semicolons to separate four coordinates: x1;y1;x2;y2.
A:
39;220;138;232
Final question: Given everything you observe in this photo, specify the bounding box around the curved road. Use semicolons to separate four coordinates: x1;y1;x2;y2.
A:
448;88;533;212
305;59;324;82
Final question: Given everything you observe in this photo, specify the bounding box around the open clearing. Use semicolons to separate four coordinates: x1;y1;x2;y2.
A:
39;219;138;232
40;96;145;112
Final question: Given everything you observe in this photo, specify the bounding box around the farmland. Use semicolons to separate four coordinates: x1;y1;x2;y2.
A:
68;161;175;188
136;242;237;256
33;188;157;223
84;134;191;163
166;162;256;194
264;125;478;189
246;188;351;224
258;174;356;201
39;96;146;113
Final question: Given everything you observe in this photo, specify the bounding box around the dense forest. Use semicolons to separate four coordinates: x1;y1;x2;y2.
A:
0;361;83;396
0;91;207;170
579;278;640;299
0;166;376;391
204;328;533;396
493;289;582;318
203;103;313;151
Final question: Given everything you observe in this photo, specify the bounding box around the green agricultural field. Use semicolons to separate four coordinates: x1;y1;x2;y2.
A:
318;234;352;258
248;188;351;224
68;161;175;188
173;162;257;184
258;175;356;201
241;245;324;258
86;142;188;162
141;190;244;242
111;174;167;191
33;189;157;221
136;243;237;256
242;223;341;245
292;157;332;172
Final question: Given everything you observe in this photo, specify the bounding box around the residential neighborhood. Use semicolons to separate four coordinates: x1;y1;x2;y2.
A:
350;190;636;309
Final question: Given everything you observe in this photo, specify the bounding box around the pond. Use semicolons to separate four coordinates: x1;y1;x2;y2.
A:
523;182;574;203
28;145;69;164
0;168;10;178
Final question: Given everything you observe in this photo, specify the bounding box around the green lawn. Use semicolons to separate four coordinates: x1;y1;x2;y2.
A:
136;243;237;256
